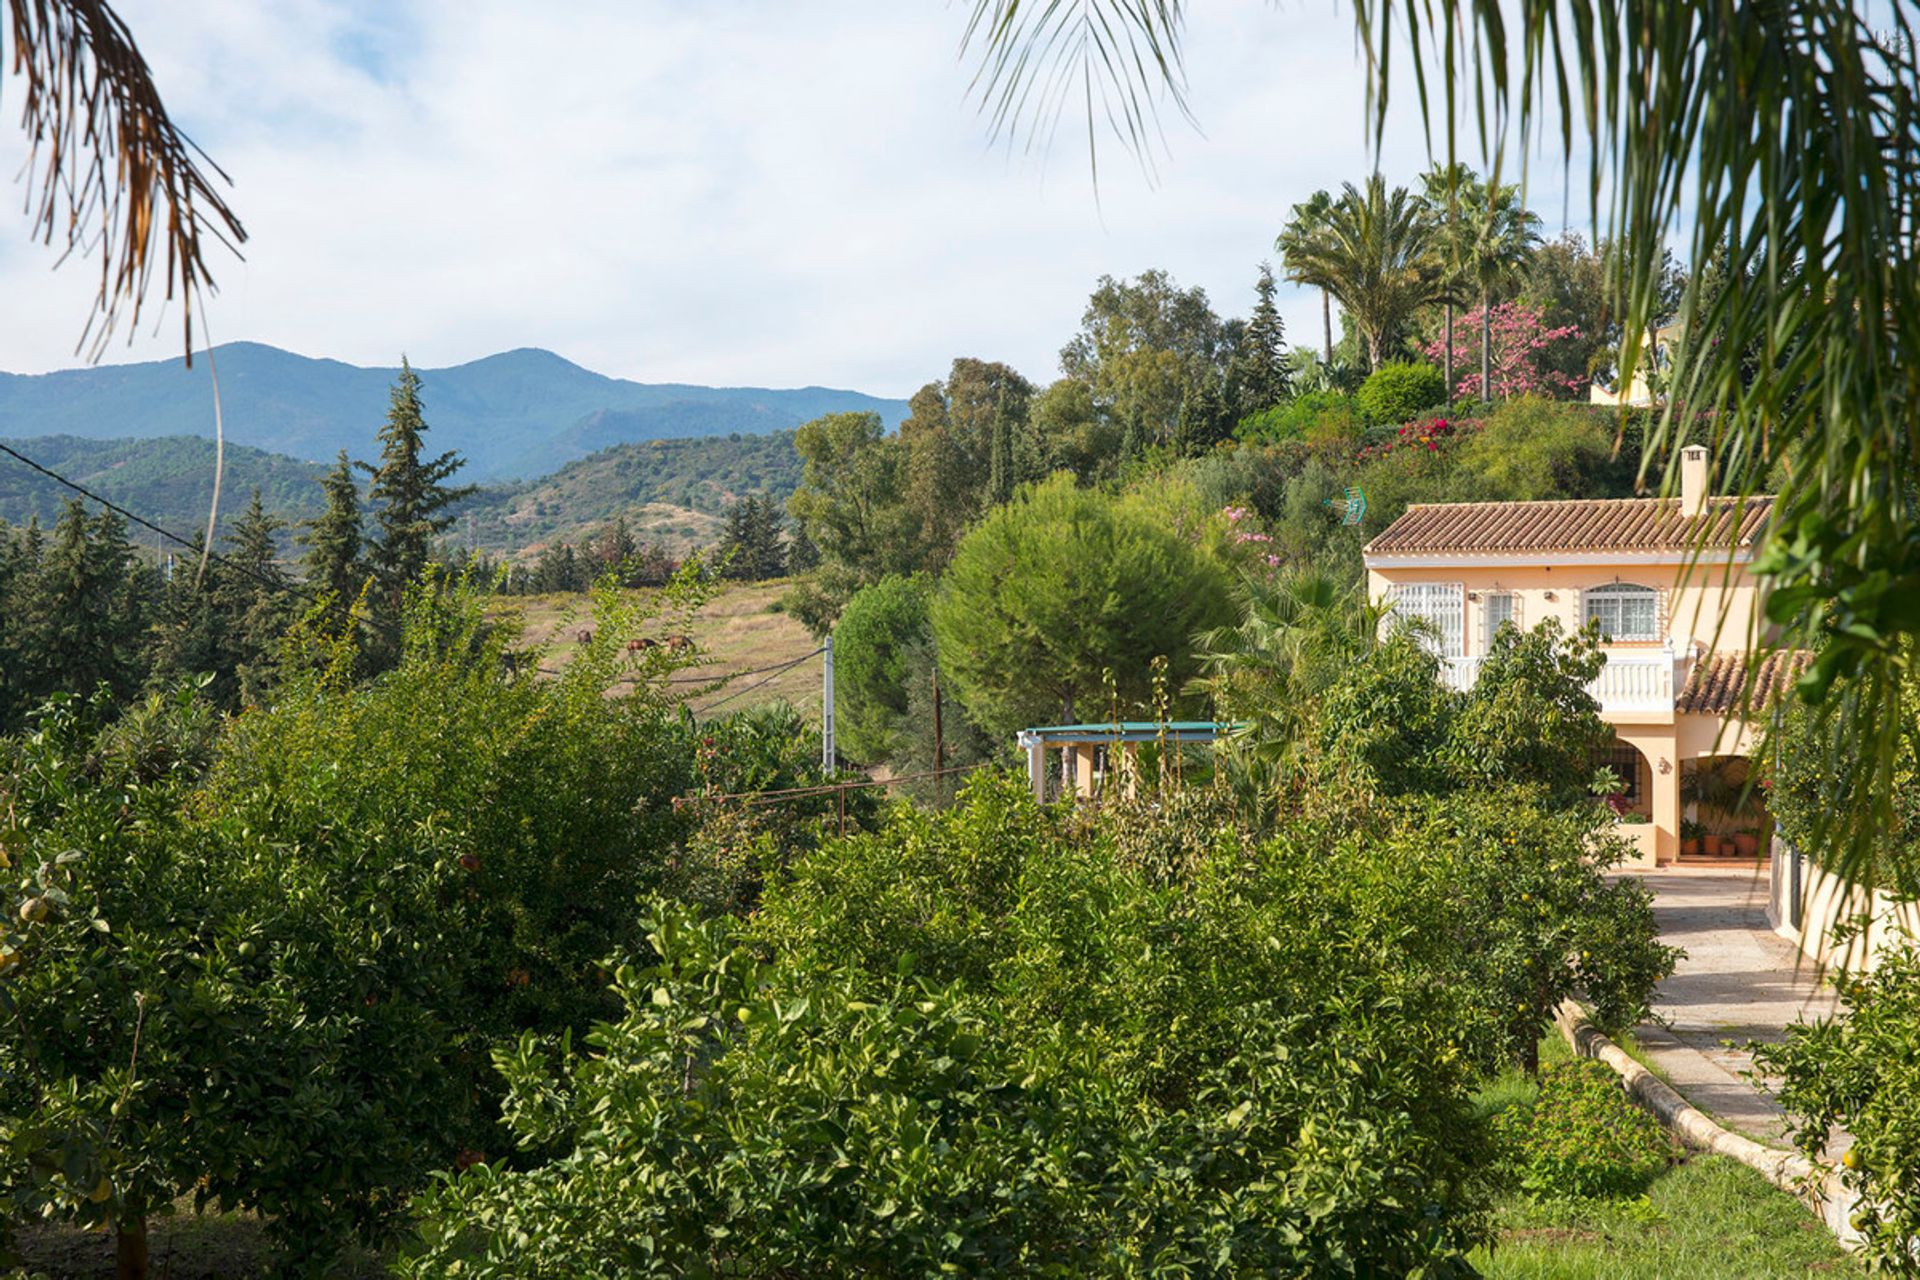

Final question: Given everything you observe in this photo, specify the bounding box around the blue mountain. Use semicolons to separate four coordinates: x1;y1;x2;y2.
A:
0;343;909;482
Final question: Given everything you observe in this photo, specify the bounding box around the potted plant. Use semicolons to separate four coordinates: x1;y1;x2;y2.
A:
1702;828;1726;857
1680;819;1705;858
1732;828;1761;858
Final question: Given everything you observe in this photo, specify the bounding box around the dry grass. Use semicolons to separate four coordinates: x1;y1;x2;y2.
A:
497;579;824;719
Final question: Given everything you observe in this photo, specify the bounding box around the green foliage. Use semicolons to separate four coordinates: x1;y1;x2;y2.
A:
1446;619;1612;808
831;574;931;764
1493;1060;1671;1200
1768;656;1920;892
0;434;325;538
1758;935;1920;1271
1234;390;1361;445
714;493;786;580
1449;398;1624;502
0;573;710;1266
1357;360;1447;424
932;474;1233;736
784;412;915;630
358;360;475;648
410;776;1497;1276
302;450;365;607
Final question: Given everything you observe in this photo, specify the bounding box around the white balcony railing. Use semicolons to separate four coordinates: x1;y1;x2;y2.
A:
1443;651;1676;713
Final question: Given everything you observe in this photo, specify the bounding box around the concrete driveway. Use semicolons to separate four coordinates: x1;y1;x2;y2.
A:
1631;864;1842;1148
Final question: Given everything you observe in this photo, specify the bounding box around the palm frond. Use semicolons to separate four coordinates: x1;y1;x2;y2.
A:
6;0;247;360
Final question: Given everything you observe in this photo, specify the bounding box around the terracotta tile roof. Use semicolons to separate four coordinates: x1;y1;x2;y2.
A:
1676;649;1809;716
1364;496;1772;557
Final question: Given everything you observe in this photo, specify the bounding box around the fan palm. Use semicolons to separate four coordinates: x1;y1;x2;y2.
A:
1276;175;1444;372
1189;567;1384;808
960;0;1920;888
3;1;245;360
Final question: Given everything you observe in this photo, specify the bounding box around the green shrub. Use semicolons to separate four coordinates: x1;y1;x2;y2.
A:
830;574;931;764
1357;361;1448;425
0;574;710;1267
1494;1059;1671;1199
1235;390;1361;445
1758;934;1920;1268
407;775;1497;1276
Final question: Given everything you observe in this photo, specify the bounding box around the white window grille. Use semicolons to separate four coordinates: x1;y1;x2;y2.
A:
1483;592;1516;647
1583;583;1660;641
1388;582;1464;657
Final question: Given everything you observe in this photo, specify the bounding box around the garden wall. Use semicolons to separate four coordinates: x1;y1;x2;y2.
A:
1767;836;1920;974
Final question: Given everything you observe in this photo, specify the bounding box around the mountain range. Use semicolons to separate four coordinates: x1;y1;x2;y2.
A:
0;343;908;482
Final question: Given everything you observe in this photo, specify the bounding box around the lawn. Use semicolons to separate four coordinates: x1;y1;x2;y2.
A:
1476;1154;1856;1278
1472;1035;1857;1278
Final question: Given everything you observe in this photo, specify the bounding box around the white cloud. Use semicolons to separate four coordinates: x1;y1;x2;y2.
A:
0;1;1598;396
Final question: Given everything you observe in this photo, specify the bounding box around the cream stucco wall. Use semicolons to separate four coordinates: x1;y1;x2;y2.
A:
1365;552;1771;865
1364;556;1766;659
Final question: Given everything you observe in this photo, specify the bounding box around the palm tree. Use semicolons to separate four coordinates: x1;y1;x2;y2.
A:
1419;163;1479;399
1457;177;1542;401
1190;568;1385;809
1276;189;1338;363
1276;176;1444;373
958;0;1920;882
3;2;245;361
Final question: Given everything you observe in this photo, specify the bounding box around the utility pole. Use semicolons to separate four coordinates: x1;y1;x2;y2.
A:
821;633;835;772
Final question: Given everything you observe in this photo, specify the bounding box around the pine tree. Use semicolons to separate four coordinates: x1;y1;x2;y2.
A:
596;515;638;582
360;359;474;614
786;523;820;574
303;450;364;606
17;501;149;709
218;489;291;704
1228;262;1293;417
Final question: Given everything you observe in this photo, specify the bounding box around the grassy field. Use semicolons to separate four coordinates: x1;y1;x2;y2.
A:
499;579;824;718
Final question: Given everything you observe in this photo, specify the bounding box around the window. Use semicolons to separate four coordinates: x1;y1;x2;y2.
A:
1483;592;1515;642
1583;583;1659;641
1600;744;1644;807
1388;582;1464;657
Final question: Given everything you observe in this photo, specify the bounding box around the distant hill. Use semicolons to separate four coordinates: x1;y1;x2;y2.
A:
0;428;805;561
0;343;907;482
464;431;804;555
0;435;326;542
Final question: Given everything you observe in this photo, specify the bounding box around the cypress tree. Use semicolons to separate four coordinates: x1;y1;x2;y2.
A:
1228;262;1293;417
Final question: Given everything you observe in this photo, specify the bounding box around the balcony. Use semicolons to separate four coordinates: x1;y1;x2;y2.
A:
1442;651;1677;714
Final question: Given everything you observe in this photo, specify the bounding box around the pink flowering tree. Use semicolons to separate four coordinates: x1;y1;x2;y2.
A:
1423;301;1585;401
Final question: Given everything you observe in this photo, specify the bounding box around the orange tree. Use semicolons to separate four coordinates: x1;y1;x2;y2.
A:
0;572;716;1273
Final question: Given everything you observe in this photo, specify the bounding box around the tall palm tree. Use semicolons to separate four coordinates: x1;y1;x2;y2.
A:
1275;189;1338;363
959;0;1920;882
1419;162;1479;399
3;1;244;361
1458;177;1542;401
1277;176;1444;372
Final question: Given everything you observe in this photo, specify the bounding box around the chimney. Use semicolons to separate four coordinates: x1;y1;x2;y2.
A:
1680;445;1710;518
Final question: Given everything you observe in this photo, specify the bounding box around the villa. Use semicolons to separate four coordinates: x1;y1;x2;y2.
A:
1363;444;1798;867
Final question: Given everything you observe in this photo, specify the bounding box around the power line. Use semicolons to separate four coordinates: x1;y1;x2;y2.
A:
695;647;824;714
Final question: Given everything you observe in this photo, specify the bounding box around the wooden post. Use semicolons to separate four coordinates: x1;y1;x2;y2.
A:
1025;735;1046;802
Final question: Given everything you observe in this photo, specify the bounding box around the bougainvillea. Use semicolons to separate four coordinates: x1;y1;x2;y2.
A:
1355;416;1471;462
1424;302;1585;400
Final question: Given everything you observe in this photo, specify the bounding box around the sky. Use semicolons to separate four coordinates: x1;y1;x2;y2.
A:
0;1;1600;398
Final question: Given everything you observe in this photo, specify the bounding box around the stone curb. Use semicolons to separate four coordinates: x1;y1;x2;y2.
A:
1553;999;1859;1246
